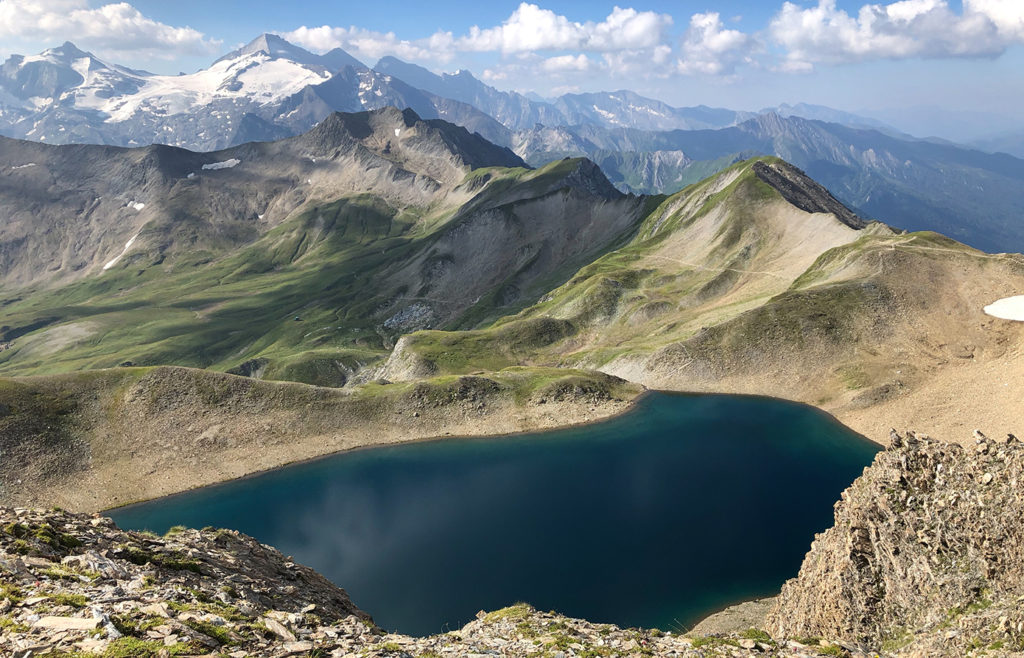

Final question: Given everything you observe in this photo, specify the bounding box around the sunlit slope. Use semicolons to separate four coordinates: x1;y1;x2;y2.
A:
0;153;645;383
383;157;1024;420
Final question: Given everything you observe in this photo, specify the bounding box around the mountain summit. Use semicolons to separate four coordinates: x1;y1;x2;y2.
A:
215;33;364;73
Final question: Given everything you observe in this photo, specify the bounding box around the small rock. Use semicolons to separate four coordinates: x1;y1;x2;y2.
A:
264;616;296;642
281;641;314;655
33;616;102;631
982;473;994;484
140;602;172;618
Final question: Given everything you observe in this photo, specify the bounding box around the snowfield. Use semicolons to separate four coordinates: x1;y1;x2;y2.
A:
103;233;139;271
984;295;1024;321
23;47;332;124
202;159;241;171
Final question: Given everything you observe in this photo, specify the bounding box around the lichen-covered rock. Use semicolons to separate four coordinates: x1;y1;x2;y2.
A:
767;431;1024;656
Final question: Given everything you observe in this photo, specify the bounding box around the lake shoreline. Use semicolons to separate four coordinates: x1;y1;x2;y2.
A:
109;392;879;636
103;388;881;515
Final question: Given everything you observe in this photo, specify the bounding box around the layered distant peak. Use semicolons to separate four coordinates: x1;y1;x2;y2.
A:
374;56;443;93
320;47;365;73
737;111;811;138
752;159;867;229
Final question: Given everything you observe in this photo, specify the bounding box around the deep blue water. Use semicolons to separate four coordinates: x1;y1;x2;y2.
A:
109;392;878;637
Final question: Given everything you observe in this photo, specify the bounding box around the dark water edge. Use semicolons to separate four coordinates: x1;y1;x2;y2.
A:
110;391;879;637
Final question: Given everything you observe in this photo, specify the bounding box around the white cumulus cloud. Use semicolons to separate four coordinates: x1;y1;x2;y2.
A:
769;0;1024;70
282;25;455;64
540;53;593;73
0;0;219;58
458;3;672;53
677;12;757;75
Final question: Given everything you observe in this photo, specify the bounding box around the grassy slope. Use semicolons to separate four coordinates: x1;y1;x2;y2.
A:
0;159;623;386
0;364;641;509
387;157;815;374
381;156;1024;423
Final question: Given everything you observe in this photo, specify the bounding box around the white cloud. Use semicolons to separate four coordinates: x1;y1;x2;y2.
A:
481;69;508;82
540;53;593;73
769;0;1024;70
966;0;1024;39
282;25;455;64
677;12;757;75
459;3;672;53
0;0;218;58
549;84;581;96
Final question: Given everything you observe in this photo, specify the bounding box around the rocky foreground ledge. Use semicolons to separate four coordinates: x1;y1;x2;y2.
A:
2;429;1023;657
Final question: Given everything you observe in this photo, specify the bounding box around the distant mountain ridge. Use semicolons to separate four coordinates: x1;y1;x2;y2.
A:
3;34;1024;253
0;34;879;151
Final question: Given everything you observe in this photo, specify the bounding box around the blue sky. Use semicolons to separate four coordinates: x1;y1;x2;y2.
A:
2;0;1023;118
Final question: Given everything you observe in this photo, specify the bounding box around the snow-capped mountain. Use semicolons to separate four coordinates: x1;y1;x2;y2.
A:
0;34;898;153
0;35;513;152
0;35;367;150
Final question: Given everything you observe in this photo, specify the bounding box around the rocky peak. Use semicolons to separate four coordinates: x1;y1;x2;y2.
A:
752;159;867;229
562;157;624;201
217;33;309;63
47;42;91;61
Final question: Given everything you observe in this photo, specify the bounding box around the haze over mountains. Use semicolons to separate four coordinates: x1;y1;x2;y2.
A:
4;34;1024;256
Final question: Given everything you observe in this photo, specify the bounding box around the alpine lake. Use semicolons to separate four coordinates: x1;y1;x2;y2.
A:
110;392;879;637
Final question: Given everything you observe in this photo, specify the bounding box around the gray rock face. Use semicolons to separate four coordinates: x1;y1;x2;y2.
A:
752;160;866;229
0;107;524;289
768;431;1024;655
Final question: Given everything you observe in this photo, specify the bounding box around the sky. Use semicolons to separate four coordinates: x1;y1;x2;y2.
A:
2;0;1023;118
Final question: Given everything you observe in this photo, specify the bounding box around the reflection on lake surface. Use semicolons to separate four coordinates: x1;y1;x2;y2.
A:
110;392;879;636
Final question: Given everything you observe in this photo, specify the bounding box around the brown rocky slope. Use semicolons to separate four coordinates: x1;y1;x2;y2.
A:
768;430;1024;656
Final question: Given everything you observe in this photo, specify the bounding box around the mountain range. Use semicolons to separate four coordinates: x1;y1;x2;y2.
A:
1;109;1022;475
4;34;1024;255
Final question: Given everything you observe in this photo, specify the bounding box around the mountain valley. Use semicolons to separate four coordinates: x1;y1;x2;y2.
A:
1;111;1023;512
3;12;1024;656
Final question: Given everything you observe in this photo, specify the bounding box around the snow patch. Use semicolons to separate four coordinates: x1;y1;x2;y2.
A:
11;163;36;170
394;128;400;137
126;201;145;211
102;233;139;271
984;295;1024;321
187;172;196;179
202;158;240;171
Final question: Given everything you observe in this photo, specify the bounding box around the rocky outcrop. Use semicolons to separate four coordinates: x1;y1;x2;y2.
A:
768;431;1024;655
752;160;866;230
2;507;858;657
0;506;367;657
